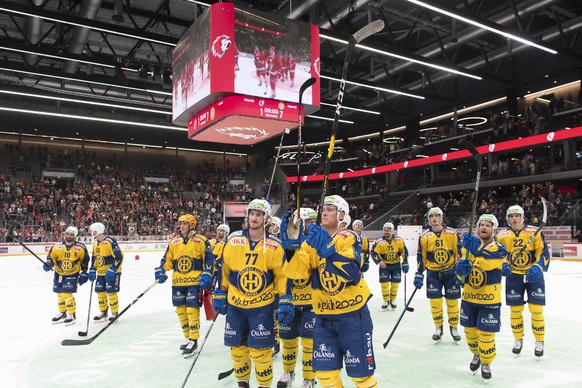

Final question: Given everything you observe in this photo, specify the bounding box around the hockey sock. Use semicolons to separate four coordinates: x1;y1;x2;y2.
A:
97;292;108;312
381;283;390;303
249;347;273;387
464;327;479;355
430;298;444;326
231;346;251;382
478;331;496;364
529;303;545;341
57;293;67;313
352;375;378;388
187;306;200;340
176;305;189;338
317;370;342;388
63;293;76;315
282;338;299;372
510;305;525;340
389;282;399;302
301;337;315;380
446;298;459;327
108;292;119;314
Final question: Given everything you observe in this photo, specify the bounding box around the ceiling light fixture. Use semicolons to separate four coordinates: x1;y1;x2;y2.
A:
406;0;557;54
523;80;580;98
320;75;425;99
320;34;482;80
306;115;354;124
0;45;116;68
320;102;381;115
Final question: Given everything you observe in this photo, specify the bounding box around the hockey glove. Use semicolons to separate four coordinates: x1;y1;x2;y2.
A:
306;224;334;258
213;289;228;315
501;262;512;277
455;259;473;277
402;262;410;274
361;261;369;273
280;210;304;250
88;268;96;282
462;233;482;256
413;273;424;289
78;271;88;286
154;266;167;284
43;259;54;272
277;294;295;325
525;264;543;283
198;270;212;290
105;266;117;284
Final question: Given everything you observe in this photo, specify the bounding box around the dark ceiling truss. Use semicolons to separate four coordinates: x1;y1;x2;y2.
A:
0;0;579;152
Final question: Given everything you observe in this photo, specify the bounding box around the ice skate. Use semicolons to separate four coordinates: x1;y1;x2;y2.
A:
108;312;119;322
180;338;189;350
52;311;67;324
64;313;76;326
481;363;492;381
512;339;523;357
237;381;250;388
300;380;315;388
93;310;108;323
470;354;480;373
450;326;461;342
182;339;198;358
381;302;388;311
277;371;295;388
535;341;544;358
389;301;397;310
432;326;443;343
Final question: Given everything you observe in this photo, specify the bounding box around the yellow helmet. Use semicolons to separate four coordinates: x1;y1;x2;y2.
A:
178;214;197;229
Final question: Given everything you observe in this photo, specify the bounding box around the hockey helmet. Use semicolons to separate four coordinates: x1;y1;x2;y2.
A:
89;222;105;237
506;205;524;224
478;214;499;231
178;214;197;229
217;224;230;235
65;226;79;236
383;222;394;230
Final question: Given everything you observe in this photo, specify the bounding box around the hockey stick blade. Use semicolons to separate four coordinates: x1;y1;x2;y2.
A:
61;337;95;346
351;20;385;44
218;368;235;380
299;77;316;103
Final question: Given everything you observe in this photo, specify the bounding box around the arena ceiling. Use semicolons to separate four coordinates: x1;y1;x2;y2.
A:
0;0;581;156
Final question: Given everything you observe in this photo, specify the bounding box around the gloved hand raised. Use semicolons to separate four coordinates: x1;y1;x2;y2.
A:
43;259;54;272
305;224;334;258
462;233;482;256
105;266;117;284
277;294;295;325
280;210;304;250
413;273;424;289
213;289;228;315
455;259;473;276
154;266;167;284
525;264;543;283
198;270;212;290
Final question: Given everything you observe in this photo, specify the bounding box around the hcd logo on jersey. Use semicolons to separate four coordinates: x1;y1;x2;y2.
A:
176;255;193;274
211;35;232;58
468;266;487;289
318;263;345;296
238;267;266;297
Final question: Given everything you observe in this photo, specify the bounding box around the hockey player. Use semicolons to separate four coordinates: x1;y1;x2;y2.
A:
267;46;281;98
455;214;508;381
281;195;377;388
154;214;214;357
213;199;291;388
496;205;550;357
254;47;267;88
371;222;409;311
87;222;124;323
267;216;282;237
340;214;351;230
277;208;318;388
43;226;90;325
414;207;462;343
288;53;297;87
352;220;370;273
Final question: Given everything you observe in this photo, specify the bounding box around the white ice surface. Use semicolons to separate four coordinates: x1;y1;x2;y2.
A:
1;251;581;387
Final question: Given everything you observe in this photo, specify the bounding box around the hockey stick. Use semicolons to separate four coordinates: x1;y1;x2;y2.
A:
181;315;220;388
266;127;291;199
510;197;548;268
316;20;384;224
458;139;482;283
78;280;95;337
295;77;317;213
17;238;49;266
218;368;235;381
403;274;414;312
383;288;417;348
61;280;158;346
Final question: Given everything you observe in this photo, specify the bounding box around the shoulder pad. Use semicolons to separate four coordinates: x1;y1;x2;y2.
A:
442;229;456;235
496;229;511;237
264;240;280;251
267;235;282;243
54;244;65;249
171;236;183;245
75;242;88;250
229;230;244;237
524;226;538;233
420;229;433;238
337;230;356;240
105;236;118;244
195;233;208;242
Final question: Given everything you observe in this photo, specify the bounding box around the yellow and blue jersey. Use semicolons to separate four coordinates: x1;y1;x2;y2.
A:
47;241;90;276
284;229;371;316
461;240;508;305
417;227;461;273
371;236;408;265
160;233;213;287
91;237;124;276
219;229;287;310
496;225;550;275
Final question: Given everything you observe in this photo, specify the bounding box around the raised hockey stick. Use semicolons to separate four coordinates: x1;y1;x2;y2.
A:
458;138;482;283
510;197;548;268
295;77;317;213
383;288;417;348
61;280;158;346
17;238;49;266
217;367;235;381
266;127;291;199
316;20;385;224
78;280;95;337
404;274;414;312
181;315;220;388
